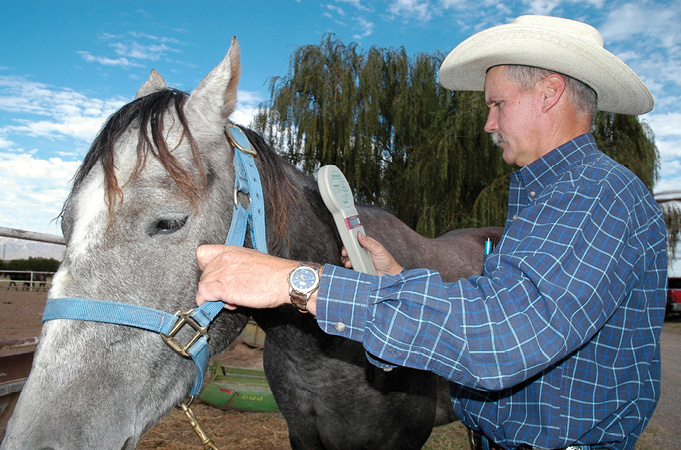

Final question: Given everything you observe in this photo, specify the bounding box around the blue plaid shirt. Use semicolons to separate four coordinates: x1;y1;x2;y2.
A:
316;134;667;450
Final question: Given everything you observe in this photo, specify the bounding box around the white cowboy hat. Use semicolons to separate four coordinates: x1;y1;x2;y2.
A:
439;15;654;115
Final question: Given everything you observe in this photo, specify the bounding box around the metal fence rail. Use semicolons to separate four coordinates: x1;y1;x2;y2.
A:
0;226;65;245
0;227;62;437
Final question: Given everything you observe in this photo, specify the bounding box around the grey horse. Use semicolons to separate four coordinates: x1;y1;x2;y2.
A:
1;38;502;450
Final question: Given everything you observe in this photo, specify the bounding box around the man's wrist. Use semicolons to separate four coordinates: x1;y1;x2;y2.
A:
287;262;323;313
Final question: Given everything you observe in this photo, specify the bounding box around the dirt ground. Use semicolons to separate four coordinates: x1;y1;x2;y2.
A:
1;288;678;449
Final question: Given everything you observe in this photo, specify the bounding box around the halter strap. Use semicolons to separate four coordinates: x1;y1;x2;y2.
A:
42;123;268;398
42;298;224;396
225;123;267;252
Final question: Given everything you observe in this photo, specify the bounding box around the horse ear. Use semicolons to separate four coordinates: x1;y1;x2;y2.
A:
186;36;241;121
135;69;167;99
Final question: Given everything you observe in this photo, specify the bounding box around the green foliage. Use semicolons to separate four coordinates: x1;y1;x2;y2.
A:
5;257;60;272
593;113;660;191
253;33;662;243
254;34;509;236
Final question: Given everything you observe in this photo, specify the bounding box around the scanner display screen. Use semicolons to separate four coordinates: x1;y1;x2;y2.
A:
345;215;362;230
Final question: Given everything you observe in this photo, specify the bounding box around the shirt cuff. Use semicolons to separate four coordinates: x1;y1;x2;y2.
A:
316;264;373;341
316;265;398;370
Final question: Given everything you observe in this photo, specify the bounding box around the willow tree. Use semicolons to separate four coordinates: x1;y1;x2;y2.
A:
253;34;507;236
593;113;659;191
252;33;663;243
661;202;681;260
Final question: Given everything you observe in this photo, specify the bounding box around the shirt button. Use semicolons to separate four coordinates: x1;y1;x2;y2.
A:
383;367;393;372
335;322;346;332
529;191;536;197
512;214;519;221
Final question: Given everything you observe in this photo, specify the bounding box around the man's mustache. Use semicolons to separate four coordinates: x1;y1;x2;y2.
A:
492;132;507;146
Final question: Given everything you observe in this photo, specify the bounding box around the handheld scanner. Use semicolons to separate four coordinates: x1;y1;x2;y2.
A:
317;165;377;275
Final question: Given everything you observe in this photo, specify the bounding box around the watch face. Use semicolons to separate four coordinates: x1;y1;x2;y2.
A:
291;266;319;294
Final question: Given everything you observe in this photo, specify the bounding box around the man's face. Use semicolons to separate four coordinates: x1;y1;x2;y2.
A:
483;66;544;166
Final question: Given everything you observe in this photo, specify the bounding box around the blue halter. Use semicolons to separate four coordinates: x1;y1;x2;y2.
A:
42;123;268;398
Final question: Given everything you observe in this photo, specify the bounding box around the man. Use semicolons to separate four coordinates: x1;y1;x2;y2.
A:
196;15;667;450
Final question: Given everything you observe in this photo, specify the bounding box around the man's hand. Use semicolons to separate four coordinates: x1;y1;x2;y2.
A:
195;245;298;309
341;233;403;276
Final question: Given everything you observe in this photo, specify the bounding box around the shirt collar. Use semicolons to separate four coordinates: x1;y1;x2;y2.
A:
517;133;598;197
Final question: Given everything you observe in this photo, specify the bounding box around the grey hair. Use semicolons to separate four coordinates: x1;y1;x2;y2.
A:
504;65;598;122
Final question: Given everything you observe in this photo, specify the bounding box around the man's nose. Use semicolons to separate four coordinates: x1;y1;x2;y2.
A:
484;110;497;133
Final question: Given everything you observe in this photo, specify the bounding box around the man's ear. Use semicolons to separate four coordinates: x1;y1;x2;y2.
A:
541;73;567;113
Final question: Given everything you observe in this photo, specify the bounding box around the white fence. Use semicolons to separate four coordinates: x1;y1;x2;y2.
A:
0;270;54;291
0;226;64;291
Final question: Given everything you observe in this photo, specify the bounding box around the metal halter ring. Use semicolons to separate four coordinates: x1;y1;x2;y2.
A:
233;186;252;207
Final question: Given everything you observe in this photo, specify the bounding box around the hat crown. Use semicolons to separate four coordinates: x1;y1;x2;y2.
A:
439;14;653;115
512;15;604;48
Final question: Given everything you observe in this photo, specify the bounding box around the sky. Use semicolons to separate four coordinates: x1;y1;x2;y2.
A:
1;0;680;270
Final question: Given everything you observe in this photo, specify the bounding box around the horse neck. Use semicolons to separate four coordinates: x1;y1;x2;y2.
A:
260;156;341;264
250;158;342;346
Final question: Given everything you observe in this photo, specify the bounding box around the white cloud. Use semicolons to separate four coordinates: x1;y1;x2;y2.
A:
439;0;465;8
0;75;126;144
646;113;681;174
657;137;681;162
0;136;12;148
326;4;346;16
353;17;375;39
523;0;562;15
78;31;184;69
7;116;108;143
232;89;265;127
77;51;144;68
0;152;80;234
647;112;681;140
583;0;606;7
600;2;681;48
335;0;372;12
389;0;434;22
110;41;179;61
598;0;681;100
127;32;180;45
643;113;681;194
322;1;374;39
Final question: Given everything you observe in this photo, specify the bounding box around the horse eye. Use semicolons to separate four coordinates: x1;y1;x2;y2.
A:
151;216;188;235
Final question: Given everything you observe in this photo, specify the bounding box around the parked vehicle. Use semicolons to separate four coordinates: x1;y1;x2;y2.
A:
667;277;681;318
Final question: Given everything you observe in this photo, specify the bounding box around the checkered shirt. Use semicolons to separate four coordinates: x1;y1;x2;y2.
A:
316;134;667;450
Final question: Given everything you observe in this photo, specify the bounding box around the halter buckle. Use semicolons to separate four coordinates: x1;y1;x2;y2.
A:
161;309;209;358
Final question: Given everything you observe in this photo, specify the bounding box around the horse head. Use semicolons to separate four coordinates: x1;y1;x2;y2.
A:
1;38;254;449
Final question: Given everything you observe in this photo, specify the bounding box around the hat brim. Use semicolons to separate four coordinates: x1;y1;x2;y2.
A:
439;21;654;115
